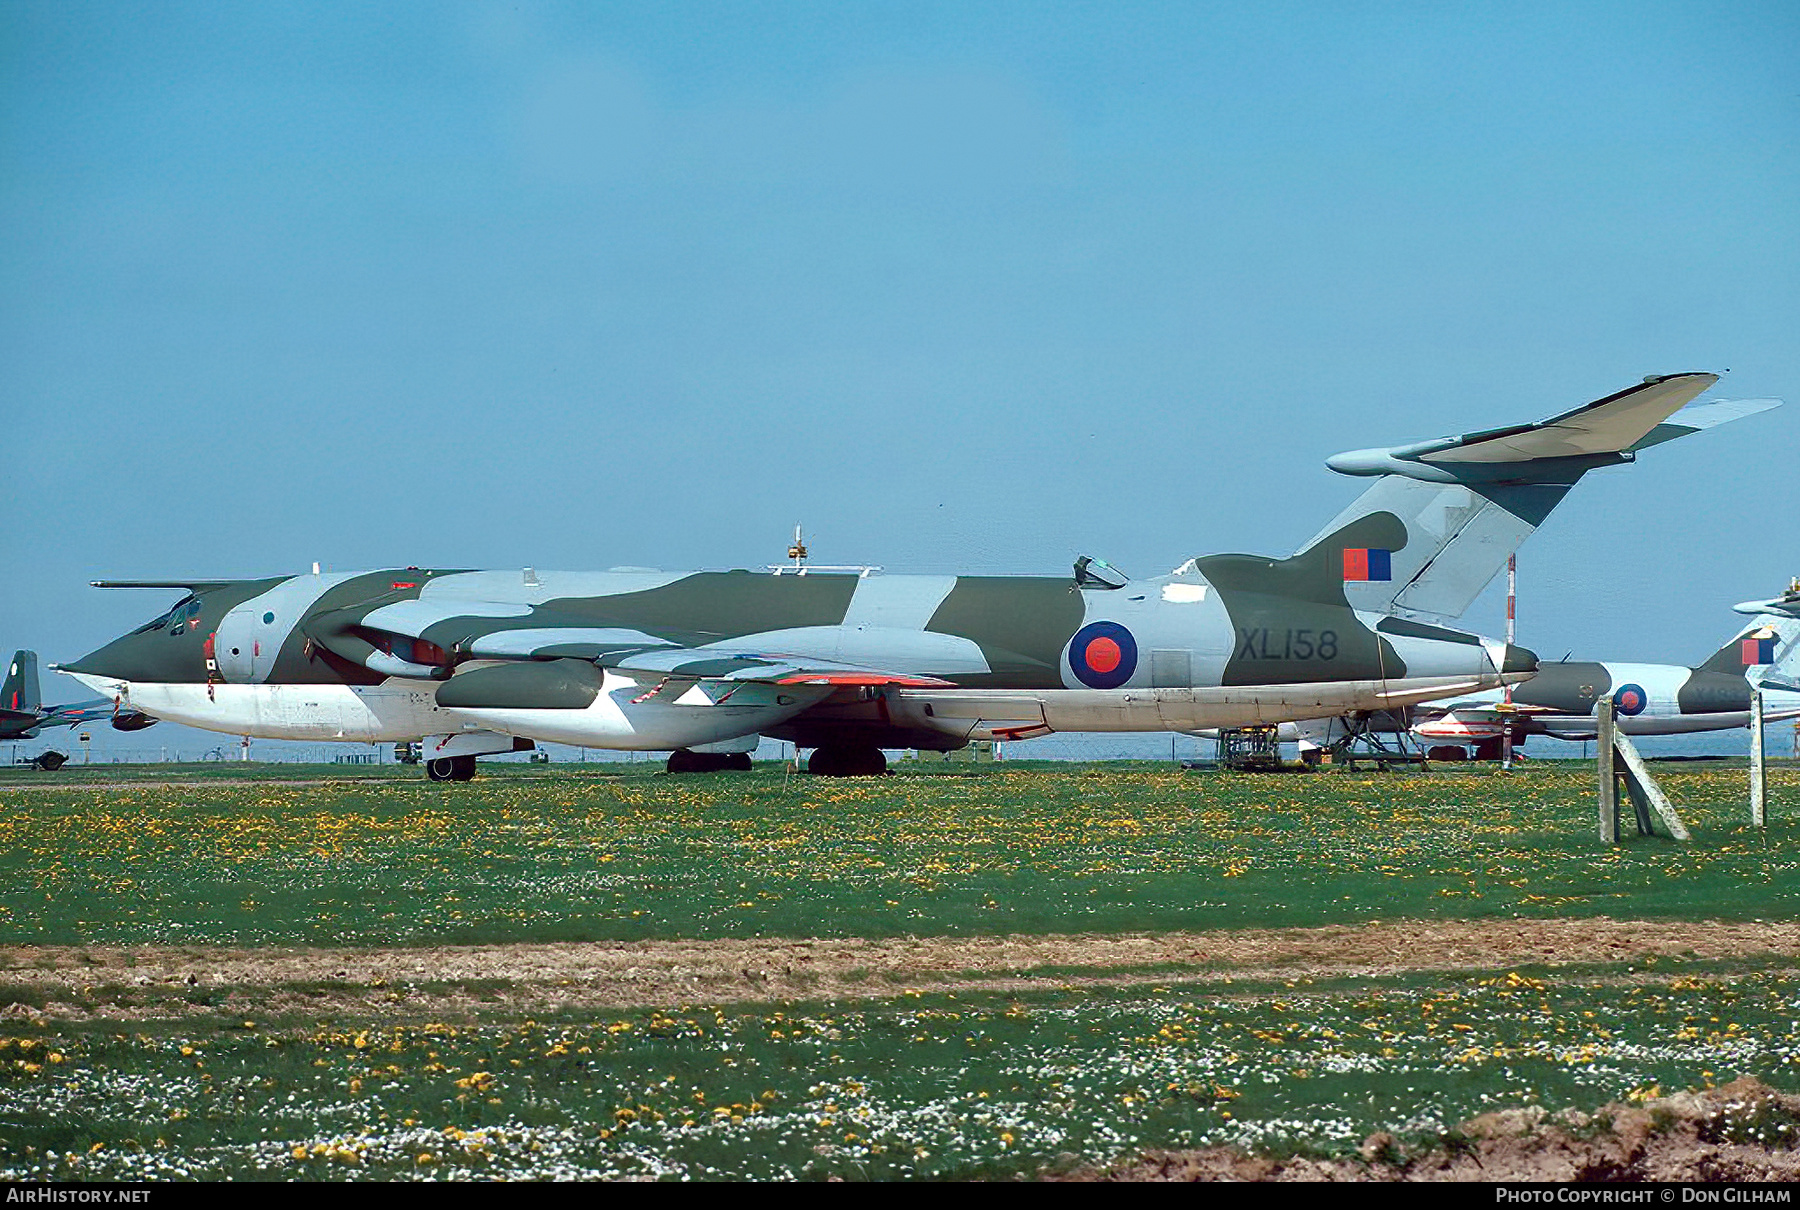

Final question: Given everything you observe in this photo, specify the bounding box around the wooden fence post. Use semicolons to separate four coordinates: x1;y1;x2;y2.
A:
1751;689;1766;828
1597;696;1618;844
1613;728;1690;842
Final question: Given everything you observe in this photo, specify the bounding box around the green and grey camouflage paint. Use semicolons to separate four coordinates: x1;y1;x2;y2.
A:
57;373;1773;767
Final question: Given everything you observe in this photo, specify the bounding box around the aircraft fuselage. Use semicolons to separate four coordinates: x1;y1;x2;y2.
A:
64;562;1534;753
1409;659;1800;743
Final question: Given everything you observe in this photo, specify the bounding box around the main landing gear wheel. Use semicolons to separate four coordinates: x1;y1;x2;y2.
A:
426;755;479;782
806;744;887;777
666;749;754;774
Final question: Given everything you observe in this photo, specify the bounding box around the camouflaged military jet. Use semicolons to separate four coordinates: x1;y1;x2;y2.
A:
59;372;1770;779
0;649;155;742
1401;581;1800;757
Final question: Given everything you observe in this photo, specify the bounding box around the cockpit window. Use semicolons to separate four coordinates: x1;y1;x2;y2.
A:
129;594;198;636
128;594;197;633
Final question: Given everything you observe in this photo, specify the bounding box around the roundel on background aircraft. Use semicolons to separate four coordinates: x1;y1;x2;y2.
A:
1068;621;1137;690
1613;683;1648;716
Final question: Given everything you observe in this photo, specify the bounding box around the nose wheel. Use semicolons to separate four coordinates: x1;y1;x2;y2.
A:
806;744;887;777
666;749;754;774
426;755;478;781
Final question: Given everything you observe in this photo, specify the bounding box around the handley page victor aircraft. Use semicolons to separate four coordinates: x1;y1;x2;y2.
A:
61;373;1772;778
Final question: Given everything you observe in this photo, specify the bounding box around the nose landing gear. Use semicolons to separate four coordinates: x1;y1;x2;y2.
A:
806;744;887;777
666;749;754;774
425;755;478;782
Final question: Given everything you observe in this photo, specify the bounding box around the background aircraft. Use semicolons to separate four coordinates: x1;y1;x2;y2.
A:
1278;582;1800;759
0;649;157;743
59;374;1763;777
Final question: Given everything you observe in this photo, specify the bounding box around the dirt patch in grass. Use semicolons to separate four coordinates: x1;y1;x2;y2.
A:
2;916;1793;1022
1073;1076;1800;1182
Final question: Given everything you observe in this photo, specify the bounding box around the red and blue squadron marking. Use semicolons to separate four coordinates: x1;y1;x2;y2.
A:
1342;548;1393;582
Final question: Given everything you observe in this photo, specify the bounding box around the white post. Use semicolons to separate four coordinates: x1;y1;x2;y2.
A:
1613;729;1690;841
1597;696;1618;844
1751;689;1766;828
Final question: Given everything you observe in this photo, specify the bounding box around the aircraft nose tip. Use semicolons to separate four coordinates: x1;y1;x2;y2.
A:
59;634;166;683
57;652;109;677
1503;643;1538;675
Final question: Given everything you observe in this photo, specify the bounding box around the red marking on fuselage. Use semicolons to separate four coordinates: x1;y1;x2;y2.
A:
1084;637;1122;675
774;672;953;687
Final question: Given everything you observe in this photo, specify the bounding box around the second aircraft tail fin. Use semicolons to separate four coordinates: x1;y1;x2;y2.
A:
3;650;42;715
1709;581;1800;684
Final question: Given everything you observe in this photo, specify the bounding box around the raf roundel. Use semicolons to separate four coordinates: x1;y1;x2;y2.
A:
1068;621;1138;690
1613;683;1648;717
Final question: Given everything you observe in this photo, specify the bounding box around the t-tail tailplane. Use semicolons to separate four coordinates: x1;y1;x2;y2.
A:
1294;374;1779;625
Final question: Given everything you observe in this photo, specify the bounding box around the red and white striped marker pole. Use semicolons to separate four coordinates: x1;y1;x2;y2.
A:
1502;554;1516;771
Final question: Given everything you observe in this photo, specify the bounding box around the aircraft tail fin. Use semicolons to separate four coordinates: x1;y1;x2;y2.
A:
3;650;42;715
1294;374;1777;624
1708;581;1800;682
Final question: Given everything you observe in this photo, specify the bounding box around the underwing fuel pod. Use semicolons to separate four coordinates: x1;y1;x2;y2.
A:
60;373;1770;776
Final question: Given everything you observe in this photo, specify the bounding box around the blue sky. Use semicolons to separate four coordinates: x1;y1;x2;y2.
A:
4;1;1797;729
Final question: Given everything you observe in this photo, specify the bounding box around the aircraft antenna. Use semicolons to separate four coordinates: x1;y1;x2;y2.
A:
767;524;882;577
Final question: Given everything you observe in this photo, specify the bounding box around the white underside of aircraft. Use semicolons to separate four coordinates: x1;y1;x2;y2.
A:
81;669;1520;753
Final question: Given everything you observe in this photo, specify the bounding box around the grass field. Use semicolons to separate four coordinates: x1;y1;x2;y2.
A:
0;761;1796;1180
0;762;1794;947
4;962;1799;1180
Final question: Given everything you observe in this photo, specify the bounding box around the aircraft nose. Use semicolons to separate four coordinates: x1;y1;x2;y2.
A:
59;635;143;680
1478;637;1536;682
60;628;199;684
1501;643;1538;677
